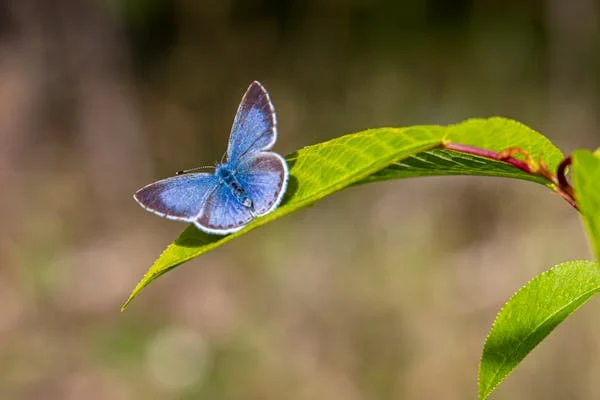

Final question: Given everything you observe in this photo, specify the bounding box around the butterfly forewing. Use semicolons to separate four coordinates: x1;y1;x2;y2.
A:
134;173;219;221
226;81;277;162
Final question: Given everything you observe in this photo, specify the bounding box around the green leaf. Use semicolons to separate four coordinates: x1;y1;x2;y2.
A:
478;260;600;400
123;126;445;310
572;150;600;261
360;148;552;186
362;118;564;186
445;117;563;167
123;117;563;310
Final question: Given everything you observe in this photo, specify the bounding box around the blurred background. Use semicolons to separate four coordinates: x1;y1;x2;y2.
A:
1;0;599;399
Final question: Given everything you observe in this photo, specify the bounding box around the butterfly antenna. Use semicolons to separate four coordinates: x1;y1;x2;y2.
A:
175;165;214;175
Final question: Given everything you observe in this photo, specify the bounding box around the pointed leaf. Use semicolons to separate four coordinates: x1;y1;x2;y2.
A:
123;117;563;309
478;260;600;399
123;126;445;309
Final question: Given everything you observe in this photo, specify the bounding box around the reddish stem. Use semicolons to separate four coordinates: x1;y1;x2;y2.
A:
557;156;572;191
441;142;578;210
443;142;532;173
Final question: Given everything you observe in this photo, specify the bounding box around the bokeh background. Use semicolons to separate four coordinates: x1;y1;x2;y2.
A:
1;1;599;399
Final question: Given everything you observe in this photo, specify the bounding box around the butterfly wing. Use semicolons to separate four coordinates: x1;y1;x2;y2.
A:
194;183;255;234
235;152;288;216
134;173;219;221
226;81;277;162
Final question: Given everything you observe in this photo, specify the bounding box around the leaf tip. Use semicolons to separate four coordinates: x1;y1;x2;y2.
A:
120;293;135;312
120;279;148;312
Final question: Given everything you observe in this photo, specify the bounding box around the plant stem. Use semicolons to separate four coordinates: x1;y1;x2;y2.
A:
443;142;533;173
442;142;578;210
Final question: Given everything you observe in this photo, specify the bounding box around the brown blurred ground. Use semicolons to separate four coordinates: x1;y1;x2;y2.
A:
0;1;598;399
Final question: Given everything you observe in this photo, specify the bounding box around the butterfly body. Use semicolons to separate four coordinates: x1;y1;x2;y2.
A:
134;81;288;235
215;164;253;209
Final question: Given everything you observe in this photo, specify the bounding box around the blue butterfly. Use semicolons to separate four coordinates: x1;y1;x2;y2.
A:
134;81;289;235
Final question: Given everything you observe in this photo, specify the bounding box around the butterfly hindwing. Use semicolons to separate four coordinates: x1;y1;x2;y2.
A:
195;182;254;234
134;173;219;221
226;81;277;162
234;152;288;216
